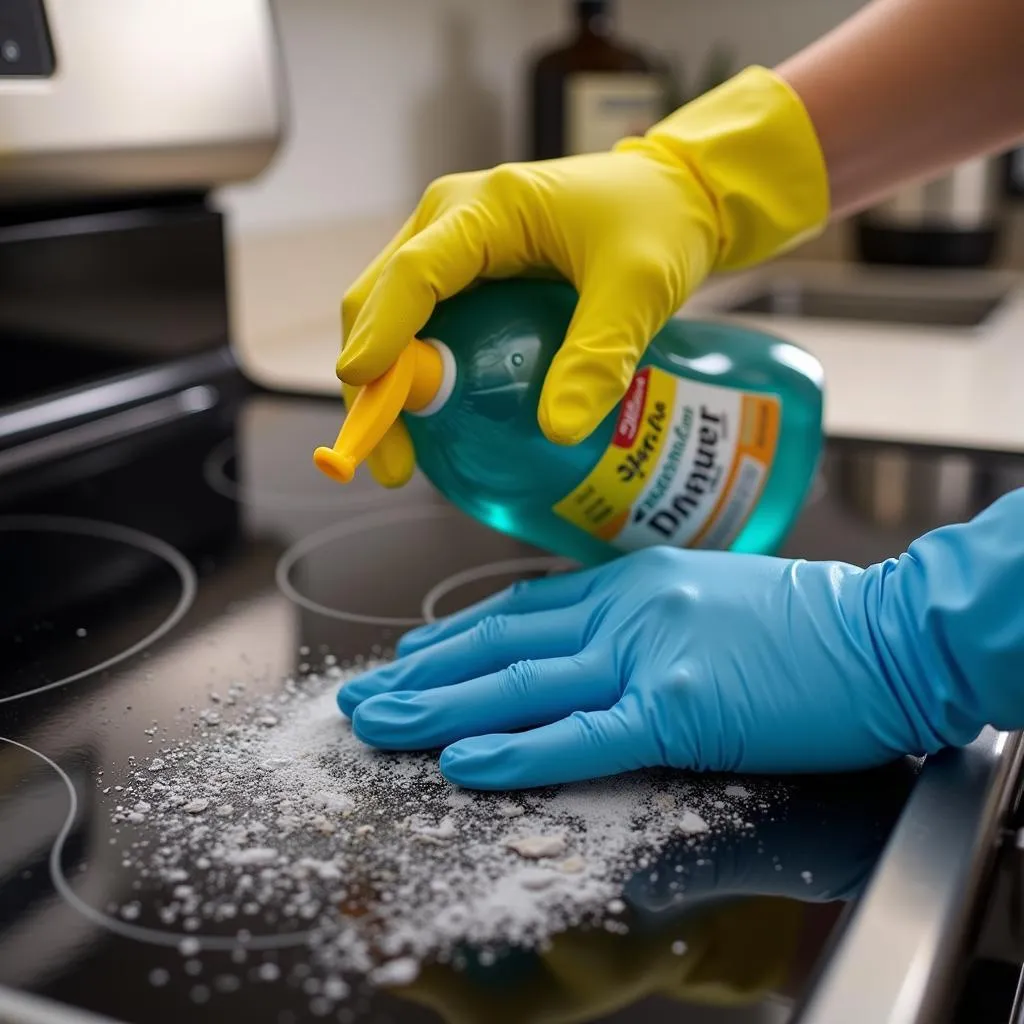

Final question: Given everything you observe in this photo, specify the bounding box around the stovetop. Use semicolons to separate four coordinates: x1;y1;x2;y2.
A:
1;352;1023;1024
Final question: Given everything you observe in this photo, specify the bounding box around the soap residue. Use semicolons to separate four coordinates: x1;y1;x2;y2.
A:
102;660;784;1009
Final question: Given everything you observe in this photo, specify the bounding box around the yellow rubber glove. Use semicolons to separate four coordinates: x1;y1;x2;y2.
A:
337;64;829;487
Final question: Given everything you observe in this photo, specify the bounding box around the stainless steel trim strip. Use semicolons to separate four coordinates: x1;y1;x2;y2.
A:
796;726;1024;1024
1011;965;1024;1023
0;385;217;478
0;347;237;447
0;986;123;1024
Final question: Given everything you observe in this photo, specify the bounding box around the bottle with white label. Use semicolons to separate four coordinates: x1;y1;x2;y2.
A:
528;0;668;160
314;278;825;567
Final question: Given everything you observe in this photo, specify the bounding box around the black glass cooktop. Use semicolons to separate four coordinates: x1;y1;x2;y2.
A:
1;355;1023;1024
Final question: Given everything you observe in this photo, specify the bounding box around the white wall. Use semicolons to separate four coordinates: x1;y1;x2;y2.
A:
217;0;867;238
218;0;522;233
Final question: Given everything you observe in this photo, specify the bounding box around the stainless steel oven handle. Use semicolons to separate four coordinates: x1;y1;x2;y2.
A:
796;726;1024;1024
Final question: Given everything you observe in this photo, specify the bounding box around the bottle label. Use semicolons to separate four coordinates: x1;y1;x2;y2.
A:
552;366;781;551
566;72;664;155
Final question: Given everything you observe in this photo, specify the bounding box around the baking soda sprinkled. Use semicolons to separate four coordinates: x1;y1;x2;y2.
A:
678;810;709;835
100;663;785;1005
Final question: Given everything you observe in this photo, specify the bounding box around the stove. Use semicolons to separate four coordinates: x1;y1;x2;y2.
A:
1;345;1023;1024
3;194;1024;1024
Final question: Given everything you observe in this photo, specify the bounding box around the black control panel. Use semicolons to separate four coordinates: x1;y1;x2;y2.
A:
0;0;54;77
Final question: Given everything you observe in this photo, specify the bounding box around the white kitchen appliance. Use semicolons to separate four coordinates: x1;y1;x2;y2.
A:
0;0;284;203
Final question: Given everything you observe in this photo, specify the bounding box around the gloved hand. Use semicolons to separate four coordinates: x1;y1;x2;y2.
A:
339;488;1024;788
336;65;829;487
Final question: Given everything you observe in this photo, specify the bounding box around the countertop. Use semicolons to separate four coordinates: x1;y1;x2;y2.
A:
226;218;1024;454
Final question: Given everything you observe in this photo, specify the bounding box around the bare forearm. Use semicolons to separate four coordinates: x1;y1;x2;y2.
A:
777;0;1024;218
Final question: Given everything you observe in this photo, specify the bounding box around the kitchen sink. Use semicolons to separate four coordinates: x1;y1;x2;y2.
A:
689;261;1023;334
724;279;1010;328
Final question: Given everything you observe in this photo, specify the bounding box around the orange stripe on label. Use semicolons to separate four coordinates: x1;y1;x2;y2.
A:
690;394;780;549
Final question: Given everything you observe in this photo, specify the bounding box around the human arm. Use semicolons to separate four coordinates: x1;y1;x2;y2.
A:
777;0;1024;217
338;487;1024;788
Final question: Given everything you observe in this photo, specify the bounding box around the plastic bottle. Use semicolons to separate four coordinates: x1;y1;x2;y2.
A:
315;278;824;566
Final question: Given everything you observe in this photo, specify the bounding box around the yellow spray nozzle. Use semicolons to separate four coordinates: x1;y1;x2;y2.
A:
314;338;445;485
312;446;357;484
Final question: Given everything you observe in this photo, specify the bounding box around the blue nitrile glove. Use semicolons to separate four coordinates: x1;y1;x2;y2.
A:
338;488;1024;790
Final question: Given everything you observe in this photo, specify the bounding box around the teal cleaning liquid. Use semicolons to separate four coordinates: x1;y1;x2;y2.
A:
396;278;824;566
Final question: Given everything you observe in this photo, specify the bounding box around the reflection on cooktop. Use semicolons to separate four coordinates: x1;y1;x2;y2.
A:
203;438;361;511
0;517;196;704
201;399;435;513
0;381;1021;1024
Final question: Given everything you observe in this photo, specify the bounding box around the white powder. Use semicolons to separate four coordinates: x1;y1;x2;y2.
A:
369;957;419;987
102;663;786;1009
225;847;278;867
505;834;567;859
322;976;349;1000
678;810;709;835
312;791;354;815
411;816;458;842
518;869;557;891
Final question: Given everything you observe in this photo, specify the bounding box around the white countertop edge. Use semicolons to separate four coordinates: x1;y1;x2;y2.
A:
226;219;1024;453
681;262;1024;454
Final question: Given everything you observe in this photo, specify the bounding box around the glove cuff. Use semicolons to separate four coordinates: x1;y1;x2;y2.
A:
616;65;830;271
871;487;1024;750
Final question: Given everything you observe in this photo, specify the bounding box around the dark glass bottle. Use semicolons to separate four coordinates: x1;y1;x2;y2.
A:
528;0;667;161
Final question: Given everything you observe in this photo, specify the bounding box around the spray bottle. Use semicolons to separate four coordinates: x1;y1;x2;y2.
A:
314;278;823;566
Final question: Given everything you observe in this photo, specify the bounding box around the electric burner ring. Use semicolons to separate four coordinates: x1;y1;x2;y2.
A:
0;737;313;952
0;516;197;705
420;557;571;624
278;508;573;629
276;505;456;627
203;438;390;511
